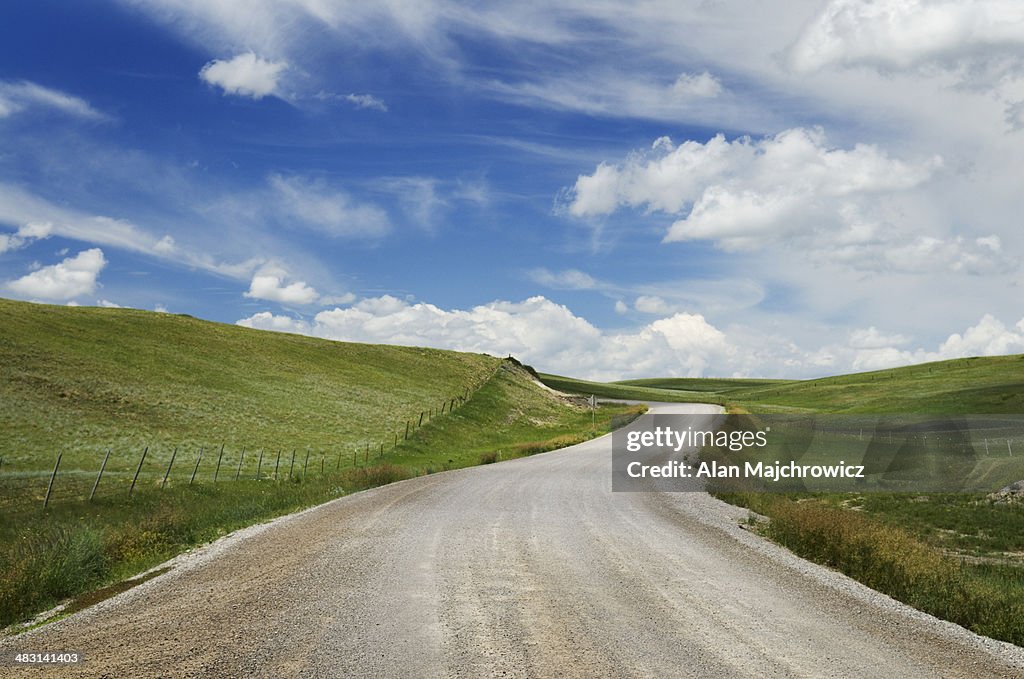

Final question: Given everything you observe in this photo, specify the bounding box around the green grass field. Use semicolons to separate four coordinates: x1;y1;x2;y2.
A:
0;298;642;629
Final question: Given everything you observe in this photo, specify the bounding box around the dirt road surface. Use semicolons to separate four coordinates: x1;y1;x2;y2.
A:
2;404;1022;677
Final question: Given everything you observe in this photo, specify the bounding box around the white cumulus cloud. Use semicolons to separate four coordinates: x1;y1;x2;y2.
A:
563;127;988;273
244;271;319;305
237;294;736;380
6;248;107;301
238;294;1024;380
850;315;1024;371
237;311;312;334
789;0;1024;74
199;53;288;99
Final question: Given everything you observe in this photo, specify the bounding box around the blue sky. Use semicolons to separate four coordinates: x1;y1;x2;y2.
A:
2;1;1024;379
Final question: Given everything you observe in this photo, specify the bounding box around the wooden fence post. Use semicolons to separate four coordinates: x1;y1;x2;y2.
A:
90;448;111;500
235;447;246;481
214;443;225;482
405;421;410;440
44;452;62;508
190;446;204;485
303;448;310;479
256;449;264;480
162;446;178;489
289;449;296;480
418;412;424;427
129;446;149;496
275;449;282;480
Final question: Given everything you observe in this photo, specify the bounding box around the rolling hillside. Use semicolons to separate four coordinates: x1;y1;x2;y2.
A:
724;355;1024;414
0;297;497;461
543;355;1024;414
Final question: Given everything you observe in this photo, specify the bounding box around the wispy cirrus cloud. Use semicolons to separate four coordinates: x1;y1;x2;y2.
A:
268;174;392;238
527;268;598;290
312;91;389;111
527;267;765;315
0;80;108;120
0;182;263;280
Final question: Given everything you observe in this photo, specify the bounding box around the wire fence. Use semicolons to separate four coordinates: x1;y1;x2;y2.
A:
0;378;490;515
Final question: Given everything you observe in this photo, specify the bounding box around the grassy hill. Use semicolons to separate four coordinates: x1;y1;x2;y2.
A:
0;298;641;628
543;355;1024;414
615;377;794;393
0;297;497;460
723;355;1024;414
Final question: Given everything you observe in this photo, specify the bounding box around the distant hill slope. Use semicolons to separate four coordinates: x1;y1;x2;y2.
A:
537;373;724;404
615;377;794;393
0;297;498;458
543;355;1024;414
723;355;1024;413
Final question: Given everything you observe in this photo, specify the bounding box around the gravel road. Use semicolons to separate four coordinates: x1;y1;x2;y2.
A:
3;403;1023;678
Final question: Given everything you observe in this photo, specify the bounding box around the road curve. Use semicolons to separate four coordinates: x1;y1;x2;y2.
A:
2;403;1023;678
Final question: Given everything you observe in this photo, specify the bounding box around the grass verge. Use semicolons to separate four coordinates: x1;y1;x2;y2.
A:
719;491;1024;646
